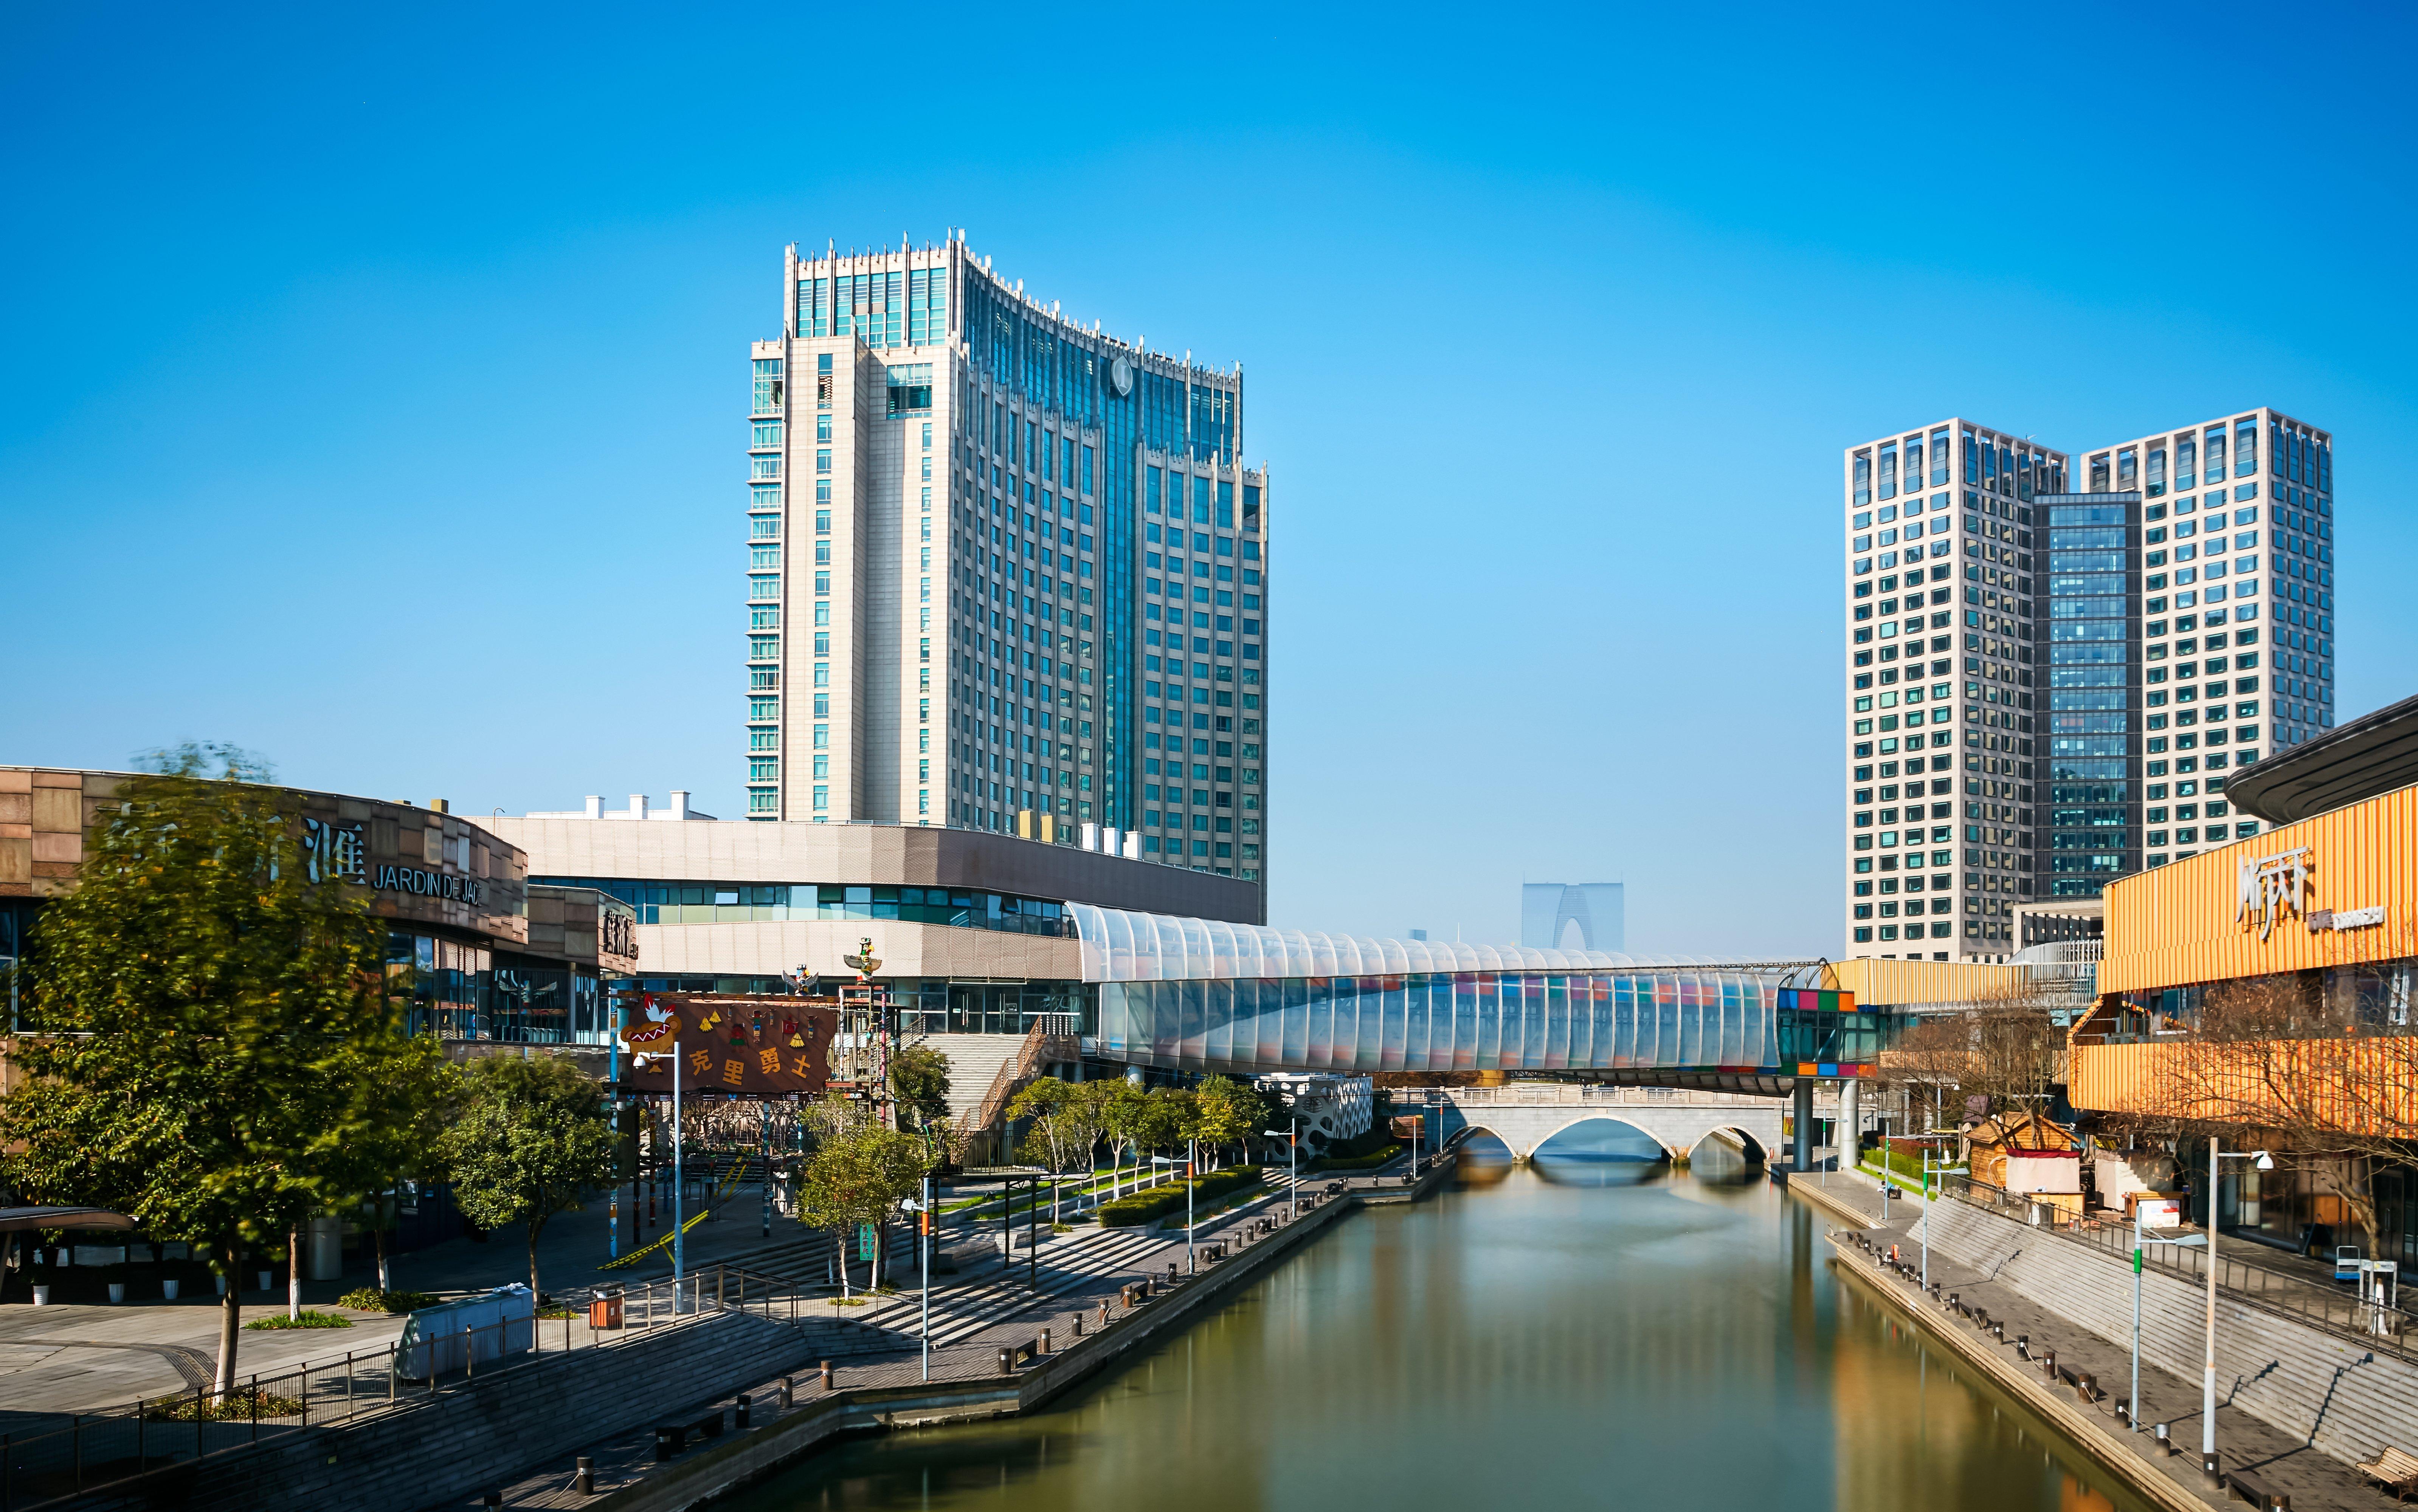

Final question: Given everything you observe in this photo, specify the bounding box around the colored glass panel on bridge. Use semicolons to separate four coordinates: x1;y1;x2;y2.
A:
1069;904;1827;1076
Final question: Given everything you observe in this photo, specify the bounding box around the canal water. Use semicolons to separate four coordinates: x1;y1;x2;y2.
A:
727;1137;2153;1511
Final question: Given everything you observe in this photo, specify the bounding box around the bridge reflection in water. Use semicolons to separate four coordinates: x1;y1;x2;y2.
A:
724;1164;2150;1512
1072;903;1822;1086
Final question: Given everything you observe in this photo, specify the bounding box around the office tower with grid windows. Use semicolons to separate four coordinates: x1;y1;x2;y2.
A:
1843;421;2064;963
1842;410;2336;962
2074;411;2334;881
743;234;1272;880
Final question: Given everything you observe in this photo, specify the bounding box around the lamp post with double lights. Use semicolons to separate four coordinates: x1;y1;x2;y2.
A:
1265;1122;1299;1220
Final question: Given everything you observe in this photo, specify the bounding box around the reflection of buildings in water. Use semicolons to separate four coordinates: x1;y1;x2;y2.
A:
1827;1287;2124;1512
1452;1132;1515;1186
1530;1159;1658;1189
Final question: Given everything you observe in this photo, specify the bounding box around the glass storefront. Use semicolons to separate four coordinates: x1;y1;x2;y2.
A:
534;877;1072;937
386;930;617;1045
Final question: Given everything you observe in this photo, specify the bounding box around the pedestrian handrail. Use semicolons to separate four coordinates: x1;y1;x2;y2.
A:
0;1263;810;1512
969;1027;1080;1150
1397;1085;1774;1108
1939;1174;2414;1362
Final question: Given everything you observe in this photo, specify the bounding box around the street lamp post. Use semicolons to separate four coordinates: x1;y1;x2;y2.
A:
902;1184;931;1382
2130;1201;2206;1434
672;1045;686;1303
1264;1122;1298;1220
2201;1141;2273;1476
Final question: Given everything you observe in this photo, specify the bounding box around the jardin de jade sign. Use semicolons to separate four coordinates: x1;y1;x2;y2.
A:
299;815;485;905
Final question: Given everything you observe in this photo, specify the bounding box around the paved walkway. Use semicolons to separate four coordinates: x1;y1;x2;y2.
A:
1804;1167;2402;1512
428;1167;1401;1509
0;1157;1387;1430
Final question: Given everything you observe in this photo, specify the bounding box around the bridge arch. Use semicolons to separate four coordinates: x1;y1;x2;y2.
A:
1467;1114;1681;1164
1685;1124;1770;1168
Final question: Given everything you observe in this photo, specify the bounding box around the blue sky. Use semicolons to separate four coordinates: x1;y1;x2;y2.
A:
3;2;2412;956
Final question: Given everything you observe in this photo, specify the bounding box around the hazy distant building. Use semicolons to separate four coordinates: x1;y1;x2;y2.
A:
1520;883;1624;953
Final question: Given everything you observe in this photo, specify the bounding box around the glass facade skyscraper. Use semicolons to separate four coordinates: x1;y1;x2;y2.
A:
744;234;1270;881
1841;410;2336;962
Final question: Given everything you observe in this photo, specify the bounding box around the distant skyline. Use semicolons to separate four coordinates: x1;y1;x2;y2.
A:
3;2;2413;957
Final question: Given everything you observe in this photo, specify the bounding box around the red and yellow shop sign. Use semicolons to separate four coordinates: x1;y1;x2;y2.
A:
618;994;836;1096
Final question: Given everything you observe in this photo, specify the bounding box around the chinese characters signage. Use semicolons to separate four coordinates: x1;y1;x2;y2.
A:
619;995;835;1097
2236;846;2312;940
299;817;367;885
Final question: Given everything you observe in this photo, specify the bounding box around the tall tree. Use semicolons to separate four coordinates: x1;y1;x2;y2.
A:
1;744;424;1394
889;1044;953;1136
439;1052;618;1298
795;1125;928;1293
319;1037;457;1293
1190;1076;1272;1168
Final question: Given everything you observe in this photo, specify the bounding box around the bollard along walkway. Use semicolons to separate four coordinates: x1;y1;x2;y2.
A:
1789;1166;2406;1512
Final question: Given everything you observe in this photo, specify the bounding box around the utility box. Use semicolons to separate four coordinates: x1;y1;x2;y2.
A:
392;1285;535;1382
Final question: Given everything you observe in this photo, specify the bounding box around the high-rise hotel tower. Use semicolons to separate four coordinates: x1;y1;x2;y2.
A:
1841;411;2336;962
744;234;1272;881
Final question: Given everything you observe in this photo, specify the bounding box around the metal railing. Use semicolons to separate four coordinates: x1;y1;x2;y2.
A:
1397;1085;1777;1108
1940;1175;2413;1360
0;1264;825;1512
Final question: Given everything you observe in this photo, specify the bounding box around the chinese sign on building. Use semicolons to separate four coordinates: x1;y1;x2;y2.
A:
618;995;836;1097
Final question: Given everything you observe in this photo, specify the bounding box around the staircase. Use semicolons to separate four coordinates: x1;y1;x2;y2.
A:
914;1028;1078;1164
915;1033;1030;1129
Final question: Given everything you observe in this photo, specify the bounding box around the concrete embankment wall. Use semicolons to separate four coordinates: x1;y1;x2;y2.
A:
74;1309;827;1512
590;1191;1365;1512
1790;1175;2418;1470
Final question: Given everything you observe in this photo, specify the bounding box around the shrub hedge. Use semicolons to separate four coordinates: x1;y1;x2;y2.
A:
1313;1142;1403;1173
1097;1165;1263;1227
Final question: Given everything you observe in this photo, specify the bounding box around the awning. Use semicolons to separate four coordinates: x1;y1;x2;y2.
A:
0;1207;138;1233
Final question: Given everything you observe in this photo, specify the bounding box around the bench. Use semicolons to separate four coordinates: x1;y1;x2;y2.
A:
2224;1464;2289;1510
2357;1446;2418;1502
654;1407;726;1459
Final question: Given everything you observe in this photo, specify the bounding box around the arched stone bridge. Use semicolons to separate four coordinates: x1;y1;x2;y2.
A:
1398;1088;1782;1165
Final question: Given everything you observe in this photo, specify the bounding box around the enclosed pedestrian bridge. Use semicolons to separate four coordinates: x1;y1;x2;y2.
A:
1069;904;1834;1091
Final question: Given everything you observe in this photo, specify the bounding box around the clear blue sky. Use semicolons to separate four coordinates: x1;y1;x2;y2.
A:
4;3;2412;956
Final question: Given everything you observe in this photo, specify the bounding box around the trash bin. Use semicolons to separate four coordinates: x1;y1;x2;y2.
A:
589;1289;623;1329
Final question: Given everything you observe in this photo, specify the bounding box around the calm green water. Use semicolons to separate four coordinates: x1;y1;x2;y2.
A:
727;1148;2151;1512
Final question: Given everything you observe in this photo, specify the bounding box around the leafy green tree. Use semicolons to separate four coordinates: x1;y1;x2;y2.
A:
795;1125;928;1293
320;1037;456;1293
1;744;428;1394
439;1052;617;1298
1008;1076;1117;1221
889;1044;952;1134
1190;1076;1273;1169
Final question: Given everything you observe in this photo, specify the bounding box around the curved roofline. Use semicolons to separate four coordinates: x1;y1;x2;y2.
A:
2226;690;2418;825
1069;903;1820;984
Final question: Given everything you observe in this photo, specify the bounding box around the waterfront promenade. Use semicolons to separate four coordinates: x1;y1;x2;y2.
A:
427;1159;1441;1511
1790;1167;2408;1512
0;1156;1437;1511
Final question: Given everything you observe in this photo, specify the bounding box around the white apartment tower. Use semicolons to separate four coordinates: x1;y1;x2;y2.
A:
1842;411;2336;962
744;235;1272;881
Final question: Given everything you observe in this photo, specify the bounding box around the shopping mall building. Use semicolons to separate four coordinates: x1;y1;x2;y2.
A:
2066;691;2418;1263
0;766;636;1043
